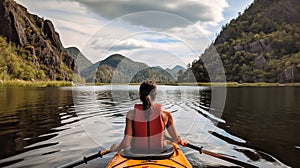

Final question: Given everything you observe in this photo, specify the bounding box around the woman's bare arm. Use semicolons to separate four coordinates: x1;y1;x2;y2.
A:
163;111;180;141
110;110;133;151
163;110;188;146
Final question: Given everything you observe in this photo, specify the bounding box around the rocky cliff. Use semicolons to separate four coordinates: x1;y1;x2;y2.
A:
0;0;74;80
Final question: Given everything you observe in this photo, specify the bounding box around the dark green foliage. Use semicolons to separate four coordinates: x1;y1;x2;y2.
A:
0;36;46;80
95;65;114;83
132;67;175;83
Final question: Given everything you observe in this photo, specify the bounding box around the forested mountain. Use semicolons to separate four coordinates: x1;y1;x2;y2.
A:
133;66;175;83
66;47;92;72
179;0;300;83
172;65;186;74
0;0;74;81
166;65;186;79
81;54;175;83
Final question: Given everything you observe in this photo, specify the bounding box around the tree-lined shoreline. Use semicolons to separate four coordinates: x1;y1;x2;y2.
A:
2;80;300;87
0;80;72;87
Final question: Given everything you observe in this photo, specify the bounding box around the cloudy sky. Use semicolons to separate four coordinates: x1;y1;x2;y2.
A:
16;0;253;69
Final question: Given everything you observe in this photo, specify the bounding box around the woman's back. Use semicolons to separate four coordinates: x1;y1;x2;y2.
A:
131;104;164;154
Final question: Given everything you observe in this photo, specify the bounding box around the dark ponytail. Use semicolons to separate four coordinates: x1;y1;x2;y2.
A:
139;80;157;118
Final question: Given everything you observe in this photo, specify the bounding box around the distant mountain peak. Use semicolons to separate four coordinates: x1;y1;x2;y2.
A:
100;54;138;69
67;46;80;53
81;54;176;83
105;54;125;60
172;65;186;72
66;47;92;72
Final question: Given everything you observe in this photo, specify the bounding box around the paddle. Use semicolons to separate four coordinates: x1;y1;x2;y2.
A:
57;149;110;168
186;143;259;168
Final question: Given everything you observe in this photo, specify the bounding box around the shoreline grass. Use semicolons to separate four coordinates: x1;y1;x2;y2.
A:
178;82;300;87
0;80;72;87
1;80;300;87
90;82;300;87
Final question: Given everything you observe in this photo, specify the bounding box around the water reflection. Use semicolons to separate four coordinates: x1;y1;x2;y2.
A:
0;87;74;160
217;87;300;167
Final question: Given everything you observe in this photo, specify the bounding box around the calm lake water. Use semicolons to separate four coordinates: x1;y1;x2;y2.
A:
0;86;299;167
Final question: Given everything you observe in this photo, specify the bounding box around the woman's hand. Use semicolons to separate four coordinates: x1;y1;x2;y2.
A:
177;138;188;147
110;143;120;152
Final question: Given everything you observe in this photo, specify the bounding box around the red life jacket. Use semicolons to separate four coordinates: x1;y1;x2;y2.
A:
132;104;165;153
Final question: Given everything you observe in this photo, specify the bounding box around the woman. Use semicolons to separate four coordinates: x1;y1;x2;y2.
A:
110;80;188;153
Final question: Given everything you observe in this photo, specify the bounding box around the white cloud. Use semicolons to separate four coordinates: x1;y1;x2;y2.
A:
72;0;229;30
112;39;152;50
91;38;151;51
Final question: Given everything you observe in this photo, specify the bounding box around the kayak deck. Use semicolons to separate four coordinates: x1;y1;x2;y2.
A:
106;143;192;168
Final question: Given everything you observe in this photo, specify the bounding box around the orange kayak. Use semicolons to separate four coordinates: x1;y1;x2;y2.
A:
106;142;192;168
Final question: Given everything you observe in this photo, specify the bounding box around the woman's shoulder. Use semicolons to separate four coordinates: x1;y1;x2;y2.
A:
162;110;172;117
162;109;172;119
126;109;134;120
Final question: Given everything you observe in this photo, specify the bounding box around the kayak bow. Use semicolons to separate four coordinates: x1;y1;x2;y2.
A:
106;142;192;168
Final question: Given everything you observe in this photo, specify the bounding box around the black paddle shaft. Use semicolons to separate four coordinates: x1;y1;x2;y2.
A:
186;143;203;153
58;150;110;168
